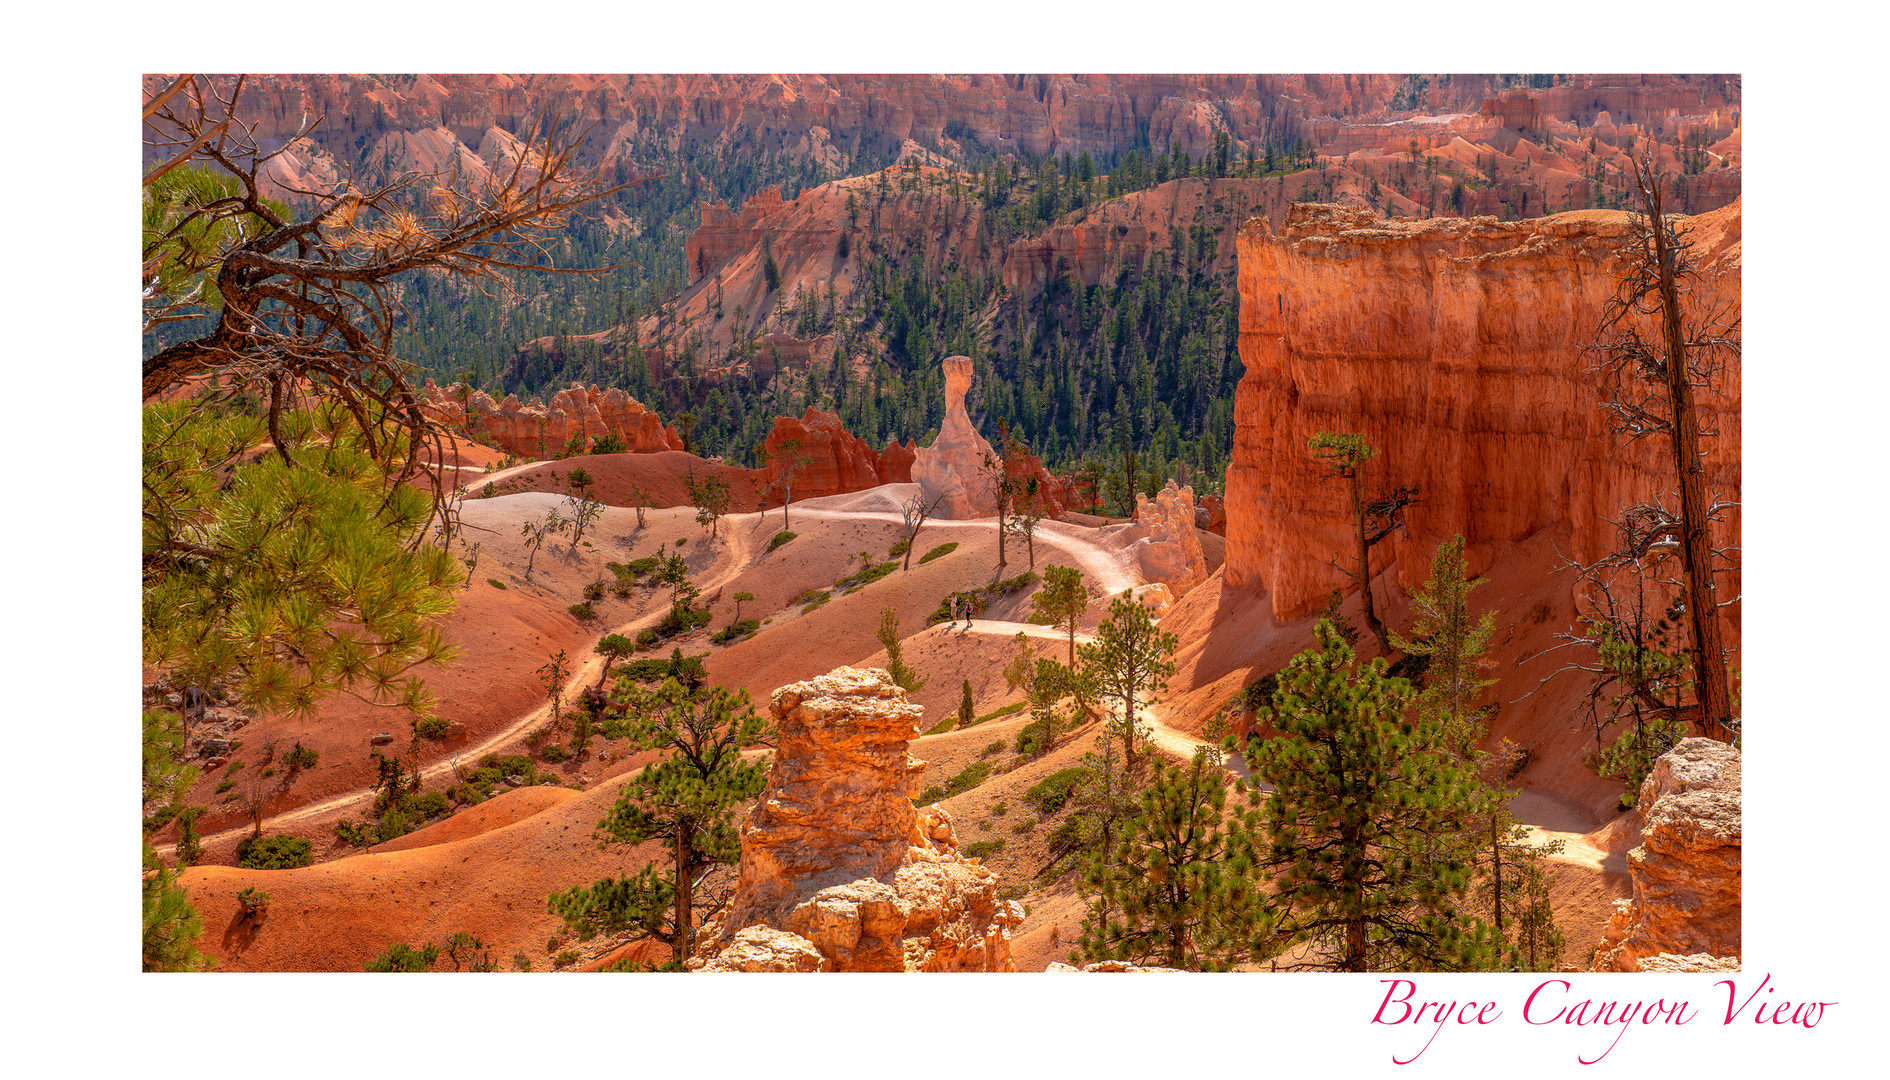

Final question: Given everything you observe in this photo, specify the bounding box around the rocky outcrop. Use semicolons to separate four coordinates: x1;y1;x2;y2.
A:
1045;960;1186;973
1127;480;1208;597
911;357;1000;519
1592;738;1742;972
912;357;1068;520
1223;200;1741;622
420;380;681;459
759;407;915;500
696;667;1022;972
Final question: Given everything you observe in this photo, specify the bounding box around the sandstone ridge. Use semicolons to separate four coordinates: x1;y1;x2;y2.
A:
696;667;1022;972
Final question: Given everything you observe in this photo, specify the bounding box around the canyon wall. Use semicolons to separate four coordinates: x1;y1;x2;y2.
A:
1223;200;1741;622
697;667;1022;972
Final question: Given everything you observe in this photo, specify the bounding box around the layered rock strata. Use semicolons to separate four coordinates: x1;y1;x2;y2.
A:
759;407;915;501
697;667;1022;972
1592;738;1742;971
1224;200;1741;621
420;381;681;459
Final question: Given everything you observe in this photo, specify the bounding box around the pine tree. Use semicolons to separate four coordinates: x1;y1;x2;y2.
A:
958;678;977;729
1032;564;1090;670
1077;748;1270;970
547;679;773;965
1250;620;1499;972
1078;590;1177;777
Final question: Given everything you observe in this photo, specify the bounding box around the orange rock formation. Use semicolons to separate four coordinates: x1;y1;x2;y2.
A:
1592;738;1742;971
758;407;914;501
698;667;1022;972
420;380;681;460
912;356;1067;520
1223;200;1741;622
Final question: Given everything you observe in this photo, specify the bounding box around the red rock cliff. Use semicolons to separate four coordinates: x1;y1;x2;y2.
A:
759;407;915;500
1223;200;1740;622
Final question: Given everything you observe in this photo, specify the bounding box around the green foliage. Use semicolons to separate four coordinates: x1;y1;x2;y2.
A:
143;846;212;971
918;542;958;564
957;679;977;729
835;560;899;593
1390;536;1496;756
583;579;607;602
1249;620;1500;971
767;530;799;553
943;760;993;797
365;941;440;972
888;539;911;558
964;839;1005;859
487;578;508;590
285;742;319;770
143;166;289;313
1024;767;1091;816
917;786;945;805
636;629;659;649
877;607;928;692
413;715;453;741
710;618;761;644
549;679;774;964
569;602;597;621
1078;590;1178;776
235;886;272;918
1078;750;1269;971
989;570;1040;594
143;400;461;725
1031;565;1090;665
615;650;708;689
236;834;314;870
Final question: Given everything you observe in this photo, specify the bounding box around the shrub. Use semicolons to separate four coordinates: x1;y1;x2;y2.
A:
591;431;627;455
889;539;910;558
260;765;276;779
1024;767;1091;815
235;886;272;917
481;482;496;498
512;952;534;972
1010;817;1038;834
980;740;1006;759
285;742;319;770
675;537;688;547
918;542;958;564
583;580;606;601
365;942;439;972
710;618;760;644
836;561;899;593
964;839;1005;859
236;834;314;870
991;802;1009;816
487;578;507;590
990;570;1040;594
798;589;832;611
540;744;571;763
336;820;376;847
215;779;235;795
413;716;452;741
943;761;992;797
917;786;945;806
636;628;659;649
1014;717;1053;756
977;701;1028;724
921;716;958;736
767;530;798;553
569;602;596;621
553;950;581;970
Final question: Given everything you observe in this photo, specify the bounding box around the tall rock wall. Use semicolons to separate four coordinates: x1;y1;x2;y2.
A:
1592;738;1742;971
698;667;1022;972
1222;200;1741;621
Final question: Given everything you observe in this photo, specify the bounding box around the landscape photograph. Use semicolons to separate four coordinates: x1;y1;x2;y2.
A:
138;71;1748;987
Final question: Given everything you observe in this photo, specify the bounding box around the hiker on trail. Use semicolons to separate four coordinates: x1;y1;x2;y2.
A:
946;594;958;628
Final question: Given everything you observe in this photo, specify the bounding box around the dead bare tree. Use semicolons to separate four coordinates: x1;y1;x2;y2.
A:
899;490;946;570
142;74;634;539
1582;147;1740;742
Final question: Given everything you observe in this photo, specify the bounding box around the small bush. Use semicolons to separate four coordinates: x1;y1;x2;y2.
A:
889;539;911;558
976;701;1028;724
487;578;508;590
798;590;832;611
1010;817;1037;834
980;740;1005;759
481;482;496;498
540;744;571;763
991;802;1009;816
944;761;992;797
921;716;958;736
636;628;659;649
990;570;1040;594
569;602;597;621
413;716;453;741
236;834;314;870
215;779;235;795
236;886;272;917
365;942;439;972
710;618;761;644
767;530;799;553
512;952;534;972
836;561;899;593
918;542;958;564
964;839;1005;859
285;742;319;770
917;786;945;805
336;820;376;847
1014;718;1054;756
1024;767;1091;815
553;950;581;970
583;580;607;602
675;537;688;547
